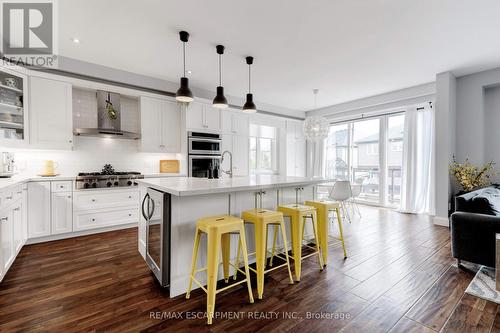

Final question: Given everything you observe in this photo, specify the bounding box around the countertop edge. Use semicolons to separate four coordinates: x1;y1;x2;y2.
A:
137;178;329;197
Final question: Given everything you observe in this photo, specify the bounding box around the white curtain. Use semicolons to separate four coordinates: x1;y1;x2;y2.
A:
307;140;325;178
399;105;435;214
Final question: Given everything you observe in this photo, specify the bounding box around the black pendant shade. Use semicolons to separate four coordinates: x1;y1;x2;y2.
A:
242;56;257;113
176;77;193;102
212;45;228;109
175;31;194;103
213;86;228;108
243;93;256;113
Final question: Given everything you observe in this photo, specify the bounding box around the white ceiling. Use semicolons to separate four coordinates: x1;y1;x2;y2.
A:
58;0;500;113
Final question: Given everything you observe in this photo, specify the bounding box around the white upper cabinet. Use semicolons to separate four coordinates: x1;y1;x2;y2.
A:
29;76;73;150
286;120;307;177
220;134;249;177
221;109;249;136
140;96;181;153
186;102;220;132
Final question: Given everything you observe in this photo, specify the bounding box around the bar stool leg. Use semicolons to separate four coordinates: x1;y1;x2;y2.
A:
255;222;267;299
221;233;231;283
233;238;241;280
316;206;329;267
291;213;303;281
279;221;294;285
335;207;348;259
311;211;324;269
186;229;201;299
239;225;254;304
206;229;221;325
269;225;279;267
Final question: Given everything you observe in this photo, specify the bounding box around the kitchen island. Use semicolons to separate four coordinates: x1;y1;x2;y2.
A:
136;176;329;297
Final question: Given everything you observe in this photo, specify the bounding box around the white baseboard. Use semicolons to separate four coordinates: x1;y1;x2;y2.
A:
433;216;449;227
25;223;138;245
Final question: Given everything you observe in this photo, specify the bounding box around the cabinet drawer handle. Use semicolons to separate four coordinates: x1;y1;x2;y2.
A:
128;196;132;199
67;196;71;199
13;207;20;211
91;199;96;202
91;218;95;222
128;213;132;216
17;191;22;194
60;185;64;188
1;217;8;221
6;196;12;200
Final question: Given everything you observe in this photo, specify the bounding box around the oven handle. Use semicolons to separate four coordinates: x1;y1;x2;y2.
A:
141;193;150;221
189;155;222;159
189;138;221;143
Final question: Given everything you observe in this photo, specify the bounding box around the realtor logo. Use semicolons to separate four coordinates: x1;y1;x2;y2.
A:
1;0;57;67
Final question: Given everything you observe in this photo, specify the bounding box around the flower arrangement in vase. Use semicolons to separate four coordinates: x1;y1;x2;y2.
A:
450;157;496;192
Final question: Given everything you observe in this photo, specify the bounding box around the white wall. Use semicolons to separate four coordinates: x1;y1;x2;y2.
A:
434;66;500;225
484;85;500;183
433;72;456;226
306;82;435;119
7;137;185;177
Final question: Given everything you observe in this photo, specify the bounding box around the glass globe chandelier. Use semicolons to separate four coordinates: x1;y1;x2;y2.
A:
303;89;329;141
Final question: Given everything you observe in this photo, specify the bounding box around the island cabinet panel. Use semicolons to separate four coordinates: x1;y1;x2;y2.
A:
159;183;317;298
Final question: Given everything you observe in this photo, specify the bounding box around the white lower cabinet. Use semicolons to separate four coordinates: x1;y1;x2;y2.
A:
51;192;73;235
73;188;140;232
27;181;52;238
0;183;27;282
1;208;14;277
75;208;138;231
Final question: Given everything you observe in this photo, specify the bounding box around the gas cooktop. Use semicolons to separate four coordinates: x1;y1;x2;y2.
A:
75;169;144;189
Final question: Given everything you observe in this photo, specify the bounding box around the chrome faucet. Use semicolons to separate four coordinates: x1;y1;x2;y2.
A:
221;150;233;178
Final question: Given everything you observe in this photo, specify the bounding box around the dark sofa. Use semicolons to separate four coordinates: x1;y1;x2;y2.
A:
451;185;500;268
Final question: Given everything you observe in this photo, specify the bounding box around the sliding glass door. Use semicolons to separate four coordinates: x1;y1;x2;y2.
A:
324;113;405;207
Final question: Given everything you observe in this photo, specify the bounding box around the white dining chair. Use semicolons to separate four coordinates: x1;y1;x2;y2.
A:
329;180;353;223
350;183;362;217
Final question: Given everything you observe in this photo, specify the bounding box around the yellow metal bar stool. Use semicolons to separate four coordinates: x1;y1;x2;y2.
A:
277;203;324;281
234;208;294;299
185;215;254;325
305;200;347;266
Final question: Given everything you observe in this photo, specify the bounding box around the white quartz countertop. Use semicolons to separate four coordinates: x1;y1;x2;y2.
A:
0;173;185;191
136;176;330;196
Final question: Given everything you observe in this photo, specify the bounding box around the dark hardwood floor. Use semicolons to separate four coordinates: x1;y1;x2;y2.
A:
0;206;495;332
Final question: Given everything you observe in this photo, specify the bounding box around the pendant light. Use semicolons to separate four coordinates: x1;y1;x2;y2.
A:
212;45;228;109
175;31;194;103
242;56;257;113
303;89;329;141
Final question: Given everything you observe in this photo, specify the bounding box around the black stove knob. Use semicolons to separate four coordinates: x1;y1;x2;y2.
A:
92;182;97;188
84;183;90;189
114;181;119;186
127;180;132;186
106;182;112;187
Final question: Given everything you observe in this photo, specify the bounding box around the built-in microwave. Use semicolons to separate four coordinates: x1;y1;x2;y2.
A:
188;132;221;155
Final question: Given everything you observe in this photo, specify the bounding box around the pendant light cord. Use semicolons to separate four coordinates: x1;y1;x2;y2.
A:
218;54;222;86
248;64;251;93
183;42;186;77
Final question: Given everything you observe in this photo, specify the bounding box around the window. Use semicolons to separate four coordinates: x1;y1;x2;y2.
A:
324;112;405;207
366;143;379;155
249;124;279;174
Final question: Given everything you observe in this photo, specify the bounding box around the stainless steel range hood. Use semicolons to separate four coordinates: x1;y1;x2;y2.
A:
73;91;140;140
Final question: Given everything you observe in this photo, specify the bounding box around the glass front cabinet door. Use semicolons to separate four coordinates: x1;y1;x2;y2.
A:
0;65;28;147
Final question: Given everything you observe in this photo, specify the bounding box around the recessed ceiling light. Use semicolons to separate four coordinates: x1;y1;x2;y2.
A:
71;37;80;44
